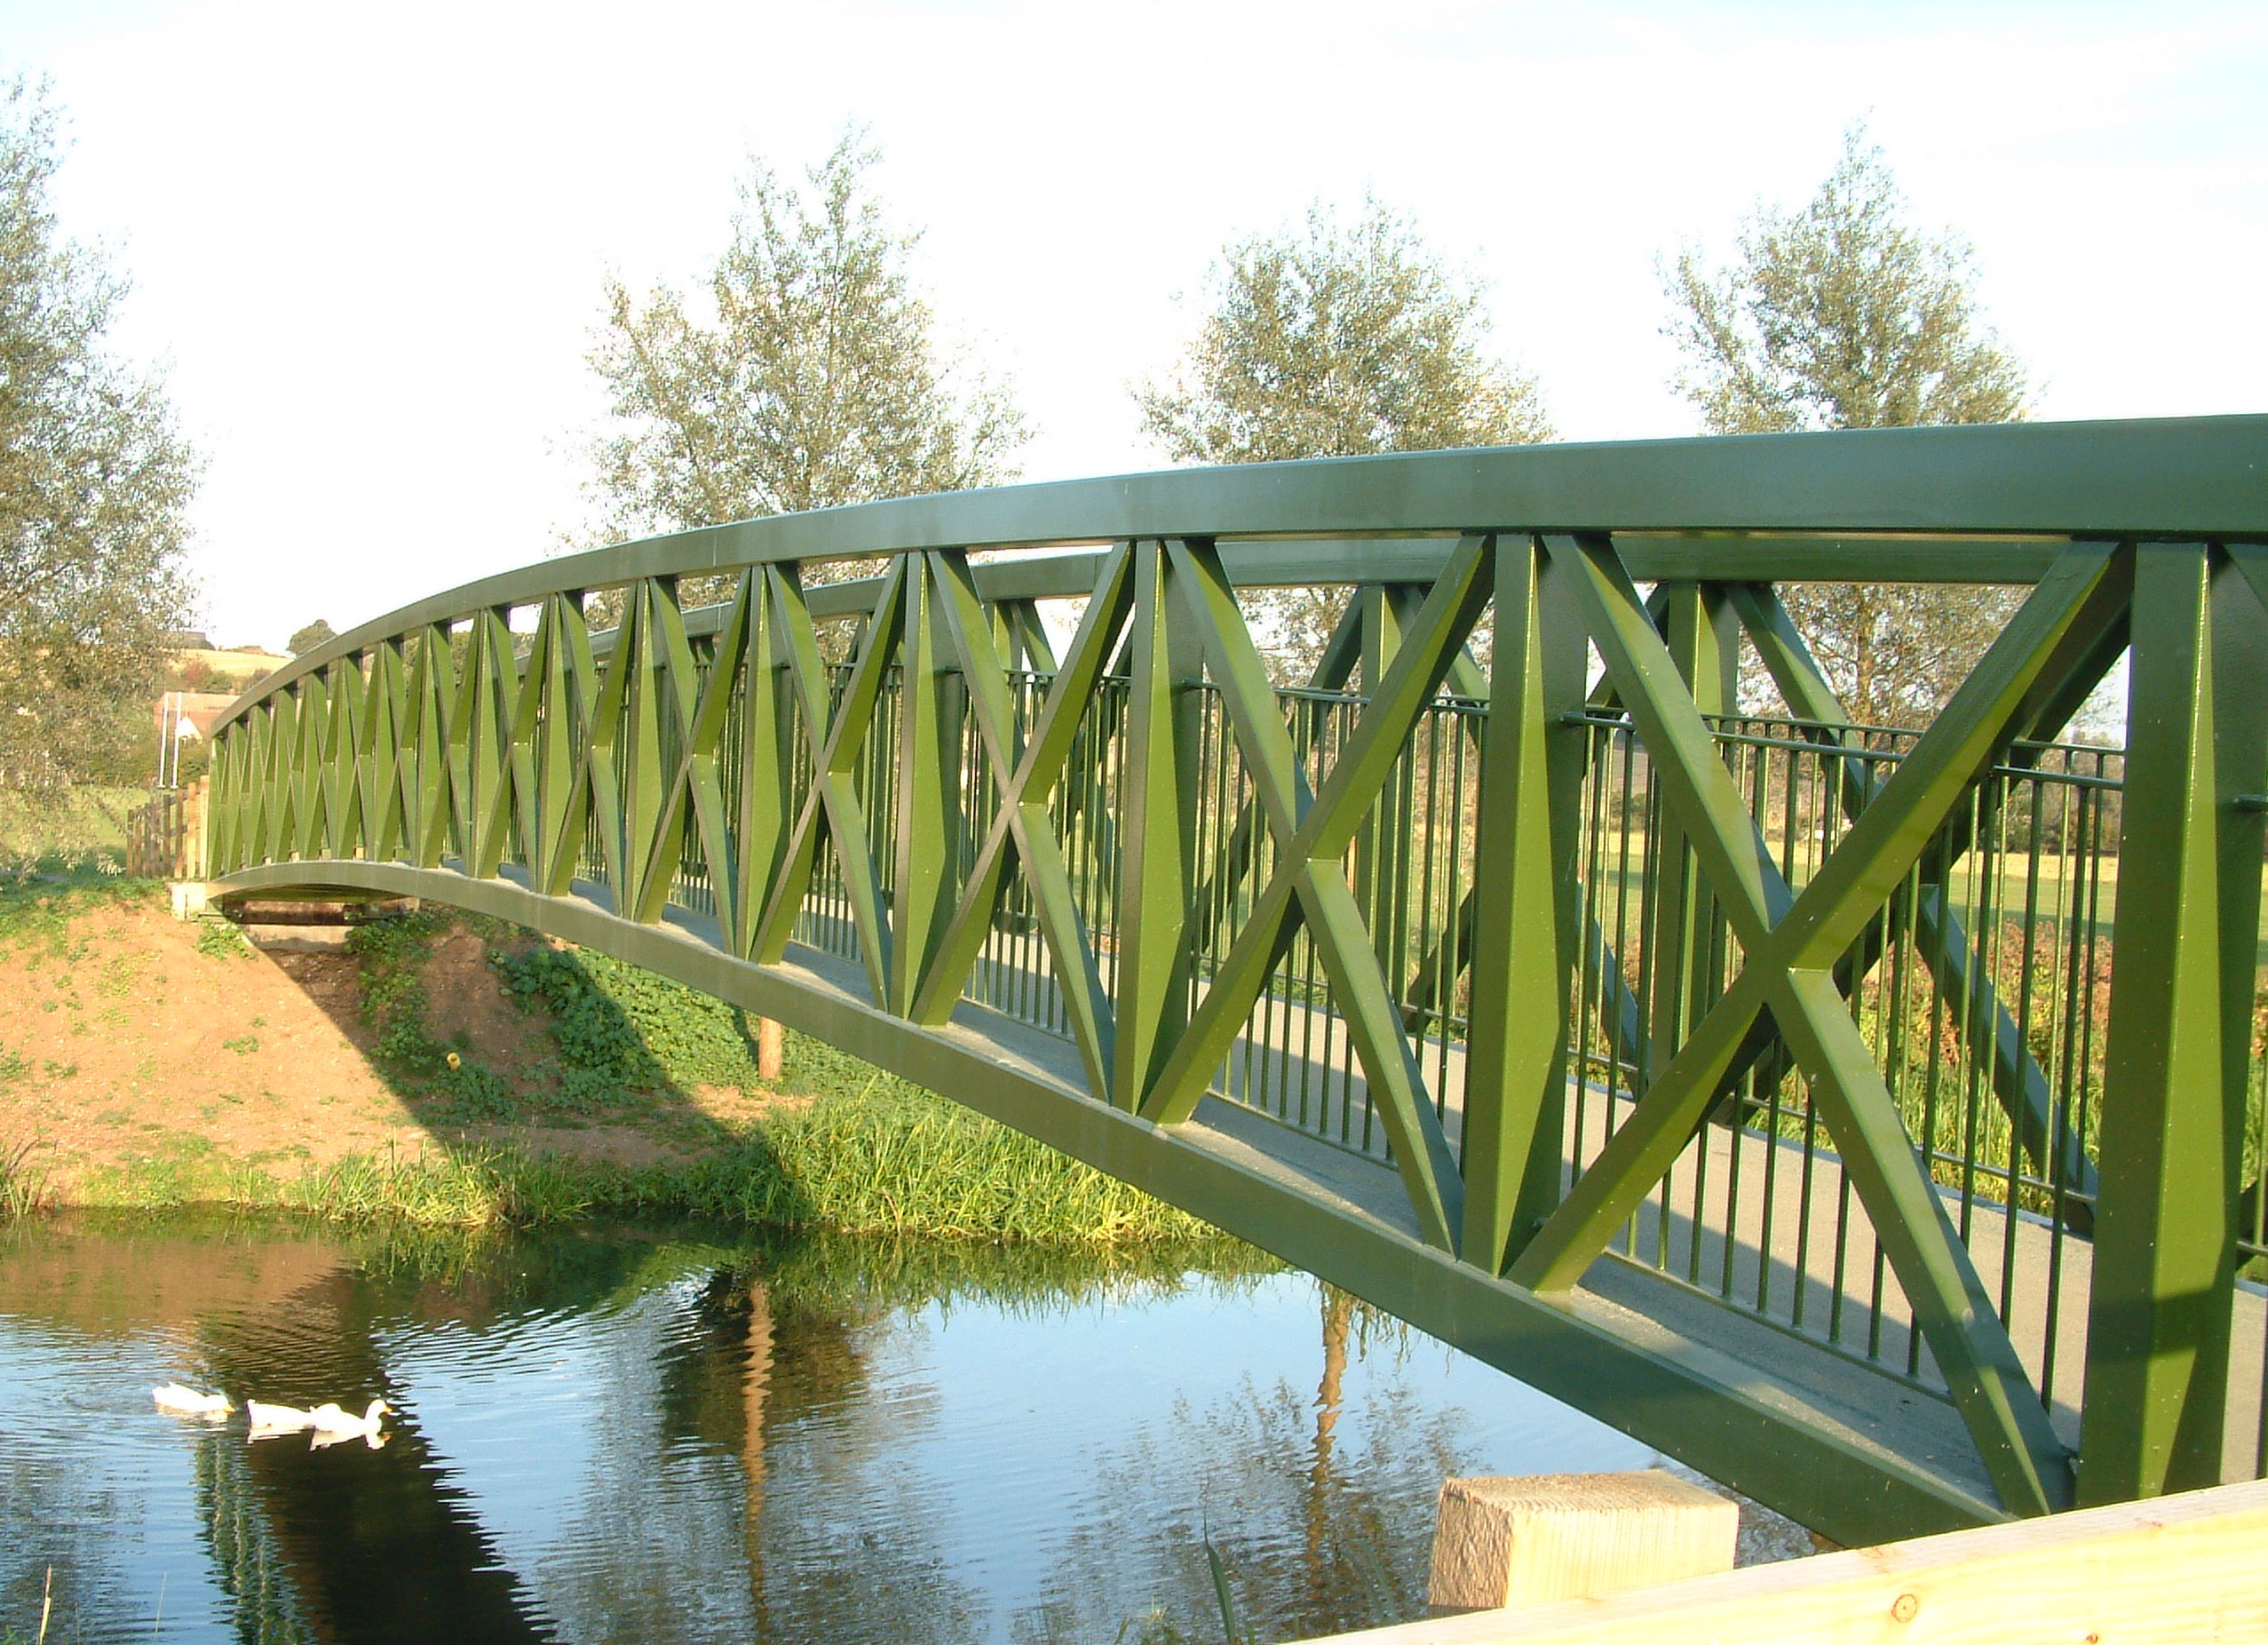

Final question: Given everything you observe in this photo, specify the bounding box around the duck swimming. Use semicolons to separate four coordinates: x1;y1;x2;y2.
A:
152;1383;232;1419
307;1399;392;1449
244;1400;315;1437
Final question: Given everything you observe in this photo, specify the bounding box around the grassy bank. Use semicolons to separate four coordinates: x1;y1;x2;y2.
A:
0;870;1233;1248
53;1086;1223;1244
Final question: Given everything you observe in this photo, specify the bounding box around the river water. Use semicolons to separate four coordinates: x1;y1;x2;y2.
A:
0;1213;1659;1643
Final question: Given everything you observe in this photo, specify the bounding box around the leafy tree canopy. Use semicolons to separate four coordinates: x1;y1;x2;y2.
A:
585;129;1027;544
1138;200;1550;676
288;618;337;656
1664;126;2028;727
0;77;196;815
1665;124;2026;435
1138;197;1551;465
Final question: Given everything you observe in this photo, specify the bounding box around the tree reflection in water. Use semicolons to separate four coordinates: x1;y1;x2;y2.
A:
1;1216;1634;1645
1009;1282;1468;1645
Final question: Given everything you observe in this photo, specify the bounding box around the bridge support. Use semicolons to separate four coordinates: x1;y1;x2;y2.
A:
2081;543;2268;1503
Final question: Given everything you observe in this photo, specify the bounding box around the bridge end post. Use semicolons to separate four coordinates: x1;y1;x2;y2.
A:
2081;542;2268;1504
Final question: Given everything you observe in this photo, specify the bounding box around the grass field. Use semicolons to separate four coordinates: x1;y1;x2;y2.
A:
0;787;149;865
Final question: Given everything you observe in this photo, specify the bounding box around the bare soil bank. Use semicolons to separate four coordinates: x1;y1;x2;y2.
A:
0;894;785;1196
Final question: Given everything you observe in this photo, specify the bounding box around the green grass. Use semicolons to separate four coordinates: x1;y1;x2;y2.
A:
0;785;147;863
493;940;770;1093
0;1136;50;1220
62;1087;1226;1244
639;1083;1223;1243
68;1142;590;1227
0;859;161;947
28;893;1230;1244
194;917;251;959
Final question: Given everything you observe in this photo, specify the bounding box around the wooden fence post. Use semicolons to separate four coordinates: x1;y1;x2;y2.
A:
1428;1471;1738;1613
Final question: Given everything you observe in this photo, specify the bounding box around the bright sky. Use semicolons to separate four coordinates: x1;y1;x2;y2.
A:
9;0;2264;649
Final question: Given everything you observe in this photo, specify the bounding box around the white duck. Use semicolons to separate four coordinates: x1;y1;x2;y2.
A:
153;1383;233;1419
244;1400;316;1438
307;1399;392;1449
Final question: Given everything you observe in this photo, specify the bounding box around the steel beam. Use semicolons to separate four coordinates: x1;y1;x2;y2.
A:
2081;544;2268;1502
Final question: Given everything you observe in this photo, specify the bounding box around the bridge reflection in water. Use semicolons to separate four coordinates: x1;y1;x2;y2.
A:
200;417;2268;1543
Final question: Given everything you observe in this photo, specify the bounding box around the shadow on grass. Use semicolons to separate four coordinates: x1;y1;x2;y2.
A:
240;904;1228;1246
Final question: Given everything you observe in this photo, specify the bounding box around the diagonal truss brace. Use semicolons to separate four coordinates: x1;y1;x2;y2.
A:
909;544;1135;1102
1134;536;1496;1253
1504;532;2128;1517
749;560;908;1005
1721;581;2110;1219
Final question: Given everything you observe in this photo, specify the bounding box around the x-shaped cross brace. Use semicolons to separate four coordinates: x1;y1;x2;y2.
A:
1505;533;2130;1515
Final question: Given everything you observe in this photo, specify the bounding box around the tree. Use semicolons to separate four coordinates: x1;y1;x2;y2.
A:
0;78;196;828
585;130;1027;547
1663;125;2028;727
1137;199;1551;676
288;618;337;656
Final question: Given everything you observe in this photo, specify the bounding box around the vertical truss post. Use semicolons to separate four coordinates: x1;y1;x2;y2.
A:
248;704;273;867
252;702;278;866
289;675;328;861
1463;537;1587;1271
455;618;490;871
206;733;236;874
2082;542;2268;1502
466;608;511;878
364;640;408;866
1352;584;1405;975
499;613;544;879
321;664;360;860
1112;539;1204;1110
1647;583;1741;1071
260;695;295;864
618;579;670;917
444;622;481;863
734;574;794;958
535;592;597;896
891;556;965;1015
409;624;456;869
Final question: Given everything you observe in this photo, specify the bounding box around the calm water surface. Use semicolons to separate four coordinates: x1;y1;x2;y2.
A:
1;1214;1650;1643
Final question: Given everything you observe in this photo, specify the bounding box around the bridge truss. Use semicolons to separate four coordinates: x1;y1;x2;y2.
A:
202;417;2268;1543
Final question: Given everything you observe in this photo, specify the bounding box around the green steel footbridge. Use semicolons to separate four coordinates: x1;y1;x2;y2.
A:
197;416;2268;1545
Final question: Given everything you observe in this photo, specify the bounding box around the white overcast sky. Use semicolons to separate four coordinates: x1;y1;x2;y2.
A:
8;0;2264;649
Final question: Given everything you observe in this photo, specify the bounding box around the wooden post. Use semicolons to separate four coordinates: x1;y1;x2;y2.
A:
1311;1478;2268;1645
756;1016;784;1083
1427;1471;1737;1613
